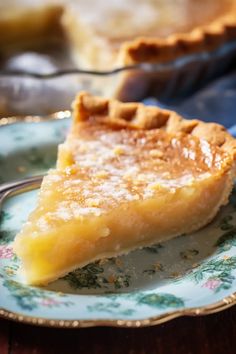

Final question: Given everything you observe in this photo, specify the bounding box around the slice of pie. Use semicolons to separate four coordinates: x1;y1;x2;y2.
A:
13;92;236;285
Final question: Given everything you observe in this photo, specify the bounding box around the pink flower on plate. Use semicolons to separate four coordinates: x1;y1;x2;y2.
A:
41;298;61;307
202;278;221;290
0;245;14;259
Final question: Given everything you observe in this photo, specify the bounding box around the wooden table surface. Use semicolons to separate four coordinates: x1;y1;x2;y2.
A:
0;306;235;354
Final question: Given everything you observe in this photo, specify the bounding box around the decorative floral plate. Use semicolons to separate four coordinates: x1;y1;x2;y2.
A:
1;116;236;328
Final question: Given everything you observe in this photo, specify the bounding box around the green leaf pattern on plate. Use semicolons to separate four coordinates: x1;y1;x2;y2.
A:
186;256;236;292
2;279;73;311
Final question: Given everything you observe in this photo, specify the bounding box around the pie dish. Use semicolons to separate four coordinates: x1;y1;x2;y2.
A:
1;1;236;101
13;92;236;285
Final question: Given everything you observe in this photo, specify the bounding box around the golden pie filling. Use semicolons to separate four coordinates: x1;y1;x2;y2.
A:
13;93;236;285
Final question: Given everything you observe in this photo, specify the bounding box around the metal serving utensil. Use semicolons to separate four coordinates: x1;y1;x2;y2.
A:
0;175;44;208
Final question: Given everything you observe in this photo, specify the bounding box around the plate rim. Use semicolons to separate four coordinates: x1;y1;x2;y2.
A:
0;291;236;328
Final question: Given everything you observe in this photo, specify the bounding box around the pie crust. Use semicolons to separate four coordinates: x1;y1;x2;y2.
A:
120;9;236;67
13;92;236;285
73;92;236;152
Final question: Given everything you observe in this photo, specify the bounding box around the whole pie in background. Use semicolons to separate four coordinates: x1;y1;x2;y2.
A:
1;0;236;69
1;1;236;101
62;0;236;70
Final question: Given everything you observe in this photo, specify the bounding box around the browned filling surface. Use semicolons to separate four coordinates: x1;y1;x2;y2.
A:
35;122;229;219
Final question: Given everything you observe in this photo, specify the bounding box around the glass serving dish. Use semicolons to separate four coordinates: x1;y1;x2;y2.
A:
0;38;236;116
